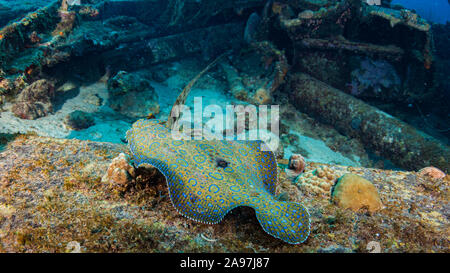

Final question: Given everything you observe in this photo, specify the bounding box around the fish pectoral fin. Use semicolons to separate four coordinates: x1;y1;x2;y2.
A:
254;201;310;244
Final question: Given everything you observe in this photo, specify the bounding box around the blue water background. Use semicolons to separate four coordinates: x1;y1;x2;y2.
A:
391;0;450;24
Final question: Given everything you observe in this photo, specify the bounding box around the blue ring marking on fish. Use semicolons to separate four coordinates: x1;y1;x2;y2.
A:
220;148;233;155
199;143;215;150
189;178;197;187
172;140;184;146
208;172;223;180
224;166;234;173
230;185;240;192
232;195;241;201
193;154;206;163
209;184;220;193
176;158;189;167
220;140;232;146
155;153;165;159
238;147;248;156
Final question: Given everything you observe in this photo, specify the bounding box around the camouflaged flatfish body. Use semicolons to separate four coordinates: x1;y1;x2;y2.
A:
126;119;310;244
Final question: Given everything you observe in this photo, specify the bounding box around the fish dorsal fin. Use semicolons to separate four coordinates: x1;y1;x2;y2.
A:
166;51;230;128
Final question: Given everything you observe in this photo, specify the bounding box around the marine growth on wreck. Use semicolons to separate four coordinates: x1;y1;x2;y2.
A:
0;0;448;255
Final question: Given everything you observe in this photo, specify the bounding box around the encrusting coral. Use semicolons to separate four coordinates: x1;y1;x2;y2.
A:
101;153;136;192
418;167;446;179
285;153;306;179
288;72;450;173
348;58;401;98
296;166;338;197
331;173;383;213
366;5;430;32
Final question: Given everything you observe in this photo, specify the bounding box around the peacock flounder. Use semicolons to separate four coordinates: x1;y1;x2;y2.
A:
126;119;310;244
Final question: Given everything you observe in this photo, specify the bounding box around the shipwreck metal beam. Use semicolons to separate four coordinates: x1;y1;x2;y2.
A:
297;38;404;61
0;0;60;66
287;72;450;172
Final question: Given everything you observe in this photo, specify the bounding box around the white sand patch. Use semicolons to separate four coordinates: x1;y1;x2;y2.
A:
153;73;242;119
284;130;360;167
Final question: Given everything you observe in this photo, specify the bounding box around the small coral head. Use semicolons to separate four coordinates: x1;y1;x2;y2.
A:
288;154;306;174
419;167;446;179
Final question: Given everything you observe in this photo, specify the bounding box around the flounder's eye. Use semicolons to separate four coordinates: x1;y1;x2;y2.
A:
215;158;229;168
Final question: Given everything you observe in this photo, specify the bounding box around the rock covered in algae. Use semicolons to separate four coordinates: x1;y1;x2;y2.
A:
101;153;136;190
11;79;55;120
332;173;382;213
107;71;160;118
64;110;95;130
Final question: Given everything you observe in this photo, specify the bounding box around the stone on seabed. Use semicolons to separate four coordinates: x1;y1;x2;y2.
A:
11;79;55;120
102;152;135;189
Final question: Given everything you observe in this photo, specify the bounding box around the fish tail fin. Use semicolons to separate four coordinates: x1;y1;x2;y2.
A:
166;51;230;128
254;201;310;244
